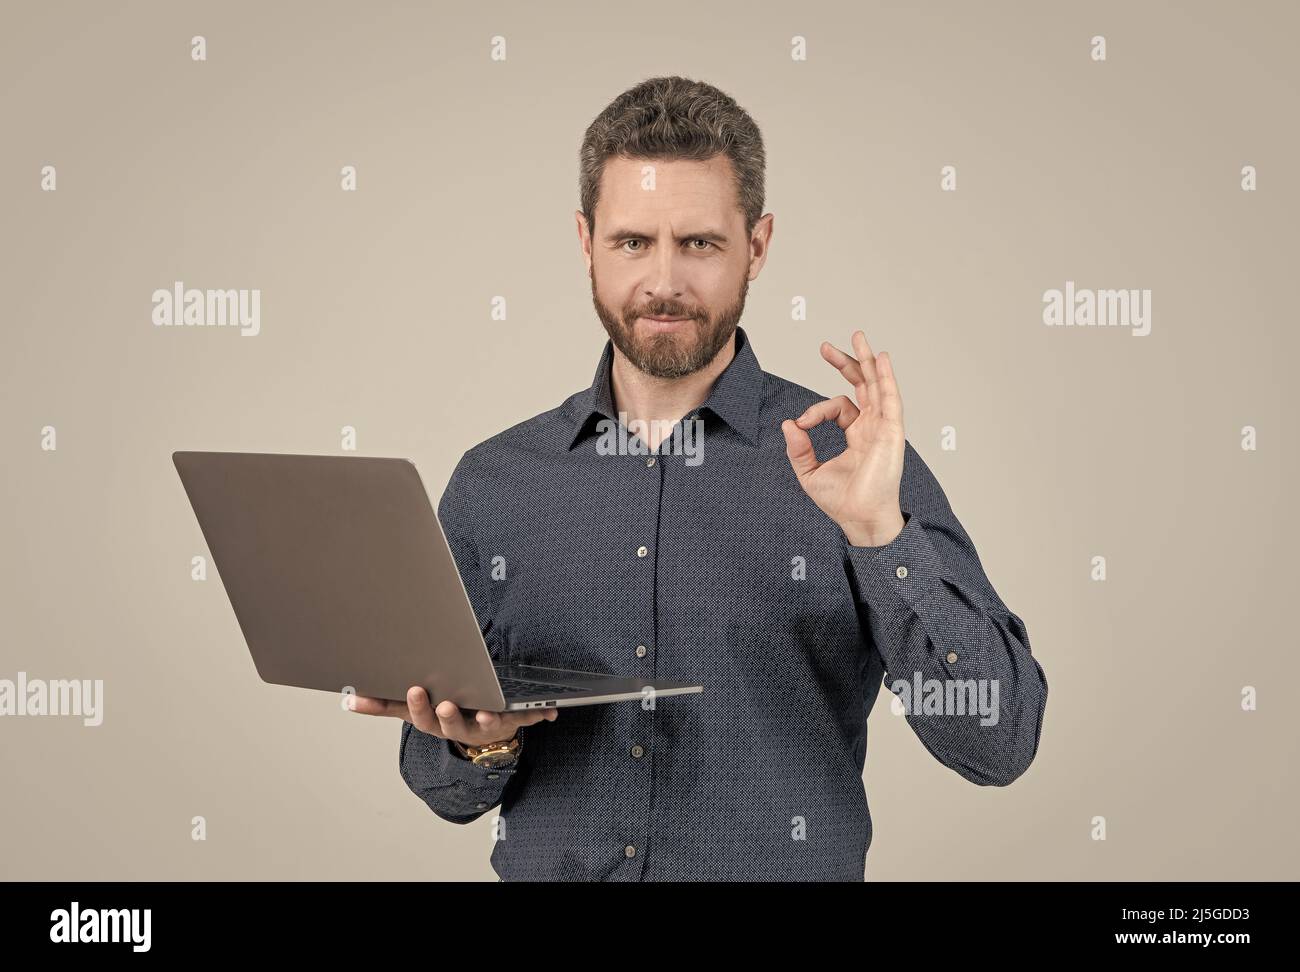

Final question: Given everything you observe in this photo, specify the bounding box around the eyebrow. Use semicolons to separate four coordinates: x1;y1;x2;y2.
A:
602;228;730;245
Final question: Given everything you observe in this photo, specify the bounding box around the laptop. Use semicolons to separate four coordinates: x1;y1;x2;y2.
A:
172;451;704;712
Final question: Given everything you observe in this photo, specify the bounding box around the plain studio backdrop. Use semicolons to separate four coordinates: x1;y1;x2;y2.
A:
1;0;1297;880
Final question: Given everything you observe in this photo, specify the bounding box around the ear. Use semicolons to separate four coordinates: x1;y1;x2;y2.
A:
575;210;594;274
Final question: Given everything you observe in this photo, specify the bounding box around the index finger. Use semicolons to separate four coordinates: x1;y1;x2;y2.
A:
406;686;443;735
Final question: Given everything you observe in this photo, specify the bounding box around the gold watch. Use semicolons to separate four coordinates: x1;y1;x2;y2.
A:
453;732;521;768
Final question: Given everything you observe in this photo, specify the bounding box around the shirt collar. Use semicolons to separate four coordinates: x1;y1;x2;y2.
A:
564;325;764;450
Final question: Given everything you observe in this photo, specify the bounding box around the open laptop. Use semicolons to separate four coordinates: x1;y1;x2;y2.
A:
172;451;703;712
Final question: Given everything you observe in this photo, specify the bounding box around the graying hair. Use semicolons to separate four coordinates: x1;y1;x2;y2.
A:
579;76;766;240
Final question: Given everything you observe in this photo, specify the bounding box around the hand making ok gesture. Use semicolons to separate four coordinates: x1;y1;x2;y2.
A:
780;331;907;548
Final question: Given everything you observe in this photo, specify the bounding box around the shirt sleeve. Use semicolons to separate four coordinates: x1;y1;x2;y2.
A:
399;719;526;825
397;450;517;824
845;440;1048;787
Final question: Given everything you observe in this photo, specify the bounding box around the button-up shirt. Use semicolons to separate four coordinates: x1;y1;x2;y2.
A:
399;326;1048;881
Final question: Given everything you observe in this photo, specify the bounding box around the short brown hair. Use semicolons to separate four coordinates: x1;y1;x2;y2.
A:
579;76;766;240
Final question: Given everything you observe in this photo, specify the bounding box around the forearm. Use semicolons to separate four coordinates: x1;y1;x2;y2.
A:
847;511;1048;786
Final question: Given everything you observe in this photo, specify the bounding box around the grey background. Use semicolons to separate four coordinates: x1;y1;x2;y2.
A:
1;0;1296;879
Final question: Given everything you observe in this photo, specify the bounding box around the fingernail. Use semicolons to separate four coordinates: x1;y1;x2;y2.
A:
346;696;356;710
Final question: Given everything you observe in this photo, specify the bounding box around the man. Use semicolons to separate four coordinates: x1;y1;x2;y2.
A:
351;76;1048;881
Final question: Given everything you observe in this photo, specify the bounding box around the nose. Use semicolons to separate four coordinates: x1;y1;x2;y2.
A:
644;248;685;308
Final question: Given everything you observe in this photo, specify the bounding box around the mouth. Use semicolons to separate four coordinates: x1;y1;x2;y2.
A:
638;315;693;333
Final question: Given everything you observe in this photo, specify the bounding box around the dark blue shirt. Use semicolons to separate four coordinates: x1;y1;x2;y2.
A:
399;326;1048;881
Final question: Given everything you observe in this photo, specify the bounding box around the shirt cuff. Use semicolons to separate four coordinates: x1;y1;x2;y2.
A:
399;721;518;818
844;510;1001;679
844;509;946;610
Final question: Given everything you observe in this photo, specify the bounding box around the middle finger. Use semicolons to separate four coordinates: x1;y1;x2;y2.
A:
820;341;870;412
850;331;883;416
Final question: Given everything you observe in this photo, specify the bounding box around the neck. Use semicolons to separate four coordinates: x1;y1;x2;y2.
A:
609;333;737;450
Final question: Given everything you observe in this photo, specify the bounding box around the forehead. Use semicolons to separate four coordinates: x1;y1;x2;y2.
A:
597;154;740;226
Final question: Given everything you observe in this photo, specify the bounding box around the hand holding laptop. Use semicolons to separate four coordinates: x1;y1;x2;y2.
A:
348;685;556;746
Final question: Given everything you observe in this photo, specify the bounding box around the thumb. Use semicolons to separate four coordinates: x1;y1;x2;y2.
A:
781;419;820;483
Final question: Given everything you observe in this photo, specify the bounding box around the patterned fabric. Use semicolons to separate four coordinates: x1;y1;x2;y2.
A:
399;326;1048;881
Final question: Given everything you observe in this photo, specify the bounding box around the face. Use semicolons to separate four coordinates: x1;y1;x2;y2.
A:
578;154;772;379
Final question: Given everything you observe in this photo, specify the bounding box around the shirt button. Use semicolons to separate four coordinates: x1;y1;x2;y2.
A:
637;545;648;558
896;565;908;578
631;744;644;758
625;845;637;858
946;651;959;663
476;802;488;809
635;645;647;657
486;773;499;780
646;456;656;467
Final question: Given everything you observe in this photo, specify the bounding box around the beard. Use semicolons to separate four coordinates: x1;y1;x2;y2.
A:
590;270;749;379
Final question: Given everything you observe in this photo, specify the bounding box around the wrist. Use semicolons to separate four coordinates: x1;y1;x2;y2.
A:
453;730;523;769
841;511;906;548
452;731;519;760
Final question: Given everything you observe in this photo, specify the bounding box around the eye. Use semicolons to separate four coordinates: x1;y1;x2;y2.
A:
621;239;645;252
687;239;713;250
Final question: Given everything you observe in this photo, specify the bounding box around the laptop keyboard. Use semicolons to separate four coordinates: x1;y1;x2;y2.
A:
497;676;591;700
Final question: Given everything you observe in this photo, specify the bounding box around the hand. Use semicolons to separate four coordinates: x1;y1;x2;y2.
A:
780;331;906;547
348;685;557;746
